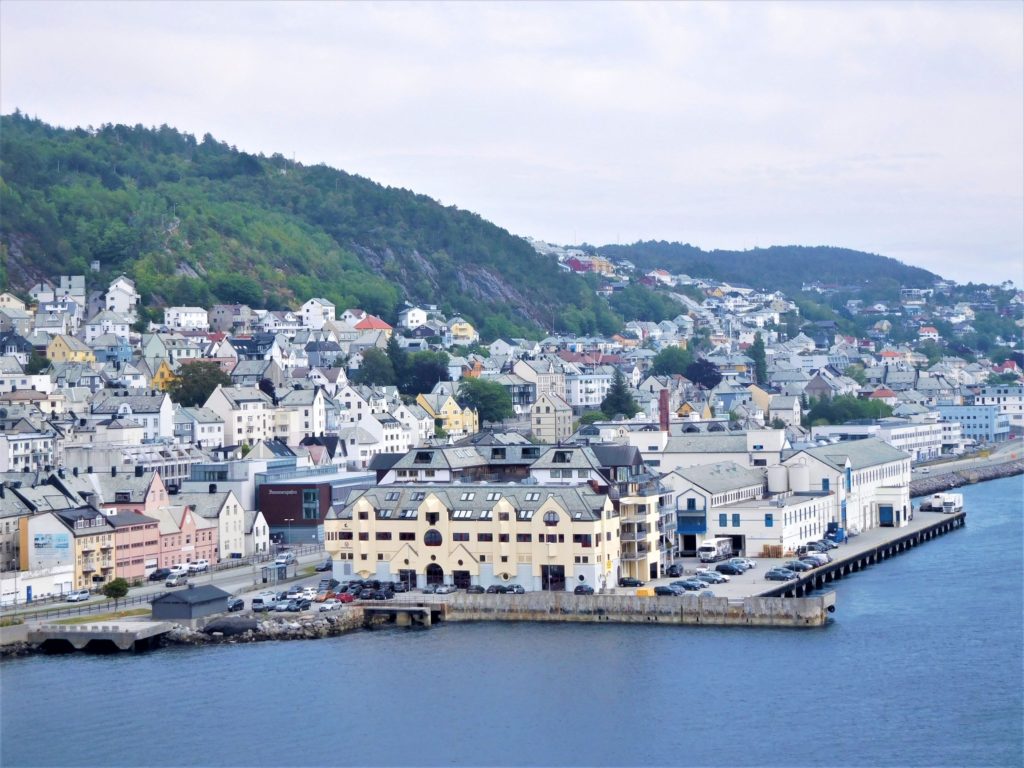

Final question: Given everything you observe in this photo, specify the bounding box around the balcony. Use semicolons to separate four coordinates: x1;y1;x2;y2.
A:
82;560;96;572
621;545;650;561
619;529;650;542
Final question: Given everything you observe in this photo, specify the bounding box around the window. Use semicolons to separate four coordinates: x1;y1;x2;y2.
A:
516;533;532;543
499;534;509;543
302;489;319;520
719;513;727;528
411;492;426;501
573;534;592;547
452;510;473;519
517;510;534;521
424;529;442;546
543;511;559;526
460;492;476;501
358;532;368;541
498;512;509;521
399;509;417;519
480;510;492;520
453;532;470;542
385;491;400;501
399;532;415;541
358;511;368;520
477;533;493;542
525;492;541;502
486;492;501;501
377;509;393;519
686;498;697;511
375;532;392;541
732;513;740;527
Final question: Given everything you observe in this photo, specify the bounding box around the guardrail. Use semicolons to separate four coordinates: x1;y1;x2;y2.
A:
4;592;165;622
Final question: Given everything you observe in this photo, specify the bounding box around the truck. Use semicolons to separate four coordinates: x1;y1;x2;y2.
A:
697;537;733;563
919;493;964;514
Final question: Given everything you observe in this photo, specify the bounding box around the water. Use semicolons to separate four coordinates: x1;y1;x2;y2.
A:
2;476;1022;767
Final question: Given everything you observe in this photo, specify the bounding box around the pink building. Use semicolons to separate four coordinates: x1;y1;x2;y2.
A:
106;511;160;584
154;504;218;570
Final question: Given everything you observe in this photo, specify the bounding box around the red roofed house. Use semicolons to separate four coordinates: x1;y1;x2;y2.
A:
918;326;940;342
869;386;898;407
354;314;393;338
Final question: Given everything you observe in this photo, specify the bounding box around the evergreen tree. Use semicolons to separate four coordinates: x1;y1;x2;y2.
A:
355;348;395;386
601;368;639;418
684;359;723;390
168;361;232;407
386;333;409;390
750;333;767;385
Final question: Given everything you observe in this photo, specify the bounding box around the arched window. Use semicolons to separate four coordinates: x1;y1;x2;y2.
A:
424;529;442;547
543;511;559;527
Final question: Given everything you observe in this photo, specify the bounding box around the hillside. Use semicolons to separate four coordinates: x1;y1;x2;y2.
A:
595;241;940;297
0;112;622;339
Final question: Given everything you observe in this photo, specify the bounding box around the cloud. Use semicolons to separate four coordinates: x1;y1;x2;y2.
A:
1;0;1021;284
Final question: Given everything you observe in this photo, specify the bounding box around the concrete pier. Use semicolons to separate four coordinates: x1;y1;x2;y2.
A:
27;621;173;652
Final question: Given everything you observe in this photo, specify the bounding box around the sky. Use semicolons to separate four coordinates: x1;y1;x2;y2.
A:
2;1;1022;286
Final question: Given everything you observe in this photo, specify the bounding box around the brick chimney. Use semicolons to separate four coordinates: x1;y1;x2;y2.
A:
659;389;670;432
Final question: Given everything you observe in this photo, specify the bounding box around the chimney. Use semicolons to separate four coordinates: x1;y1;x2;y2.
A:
209;483;217;494
87;466;93;474
659;389;670;432
73;467;79;477
0;484;4;499
135;465;143;478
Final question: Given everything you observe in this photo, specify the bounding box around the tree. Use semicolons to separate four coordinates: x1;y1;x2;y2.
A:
651;346;693;376
457;378;513;424
167;360;231;407
354;348;395;386
386;333;409;388
601;368;639;418
24;351;49;375
102;577;129;608
844;364;867;386
405;351;450;395
750;333;767;385
684;359;723;390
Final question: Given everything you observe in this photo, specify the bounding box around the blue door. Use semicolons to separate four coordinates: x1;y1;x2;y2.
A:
879;505;894;526
26;586;32;603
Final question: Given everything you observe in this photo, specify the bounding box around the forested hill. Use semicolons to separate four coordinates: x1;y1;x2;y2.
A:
0;112;622;338
595;241;940;295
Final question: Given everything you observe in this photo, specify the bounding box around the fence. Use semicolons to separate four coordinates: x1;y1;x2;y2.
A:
5;592;165;623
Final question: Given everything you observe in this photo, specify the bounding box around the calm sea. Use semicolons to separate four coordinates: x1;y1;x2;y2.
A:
2;475;1022;768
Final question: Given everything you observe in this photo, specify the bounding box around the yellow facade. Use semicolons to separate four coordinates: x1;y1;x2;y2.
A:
46;334;96;363
152;360;177;391
416;394;479;436
324;485;620;590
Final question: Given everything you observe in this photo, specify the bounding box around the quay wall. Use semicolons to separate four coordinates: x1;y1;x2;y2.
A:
439;591;837;628
910;459;1022;497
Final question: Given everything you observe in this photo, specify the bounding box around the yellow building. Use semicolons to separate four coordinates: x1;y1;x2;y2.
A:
416;393;479;437
151;360;178;391
46;334;96;363
324;483;619;591
447;317;479;346
21;509;116;590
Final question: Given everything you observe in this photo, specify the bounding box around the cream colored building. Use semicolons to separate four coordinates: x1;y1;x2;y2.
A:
325;483;621;592
416;392;479;437
530;392;574;444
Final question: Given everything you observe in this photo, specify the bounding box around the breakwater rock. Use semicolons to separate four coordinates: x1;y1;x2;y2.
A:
910;460;1023;498
165;610;377;647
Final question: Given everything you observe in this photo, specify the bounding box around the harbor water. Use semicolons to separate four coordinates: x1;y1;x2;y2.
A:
2;475;1022;767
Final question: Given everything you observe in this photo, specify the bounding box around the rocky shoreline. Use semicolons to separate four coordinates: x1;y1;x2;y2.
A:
0;609;387;659
910;459;1023;498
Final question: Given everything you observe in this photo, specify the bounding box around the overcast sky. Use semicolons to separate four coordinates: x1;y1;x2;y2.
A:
2;1;1021;285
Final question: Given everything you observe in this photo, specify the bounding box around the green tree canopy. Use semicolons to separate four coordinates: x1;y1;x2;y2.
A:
168;360;232;407
684;359;723;390
651;345;693;376
457;378;513;424
601;368;639;418
750;333;767;385
803;395;893;426
404;351;450;395
102;577;130;603
355;348;395;387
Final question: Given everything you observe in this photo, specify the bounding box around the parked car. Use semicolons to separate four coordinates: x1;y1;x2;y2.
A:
815;539;839;551
319;599;342;611
783;560;814;572
715;562;745;575
167;564;188;577
421;584;438;594
801;552;830;566
666;564;684;577
336;592;355;603
65;589;90;602
671;579;705;592
505;584;526;594
286;599;312;612
226;597;244;612
251;595;275;612
765;567;798;581
314;559;333;572
618;577;644;587
729;557;756;570
187;559;210;574
300;587;318;601
466;585;485;594
694;571;729;584
654;585;682;596
573;584;595;595
486;584;508;594
148;568;171;582
434;584;457;594
391;581;409;593
274;599;293;611
371;590;394;601
165;575;189;587
274;552;296;566
358;588;376;600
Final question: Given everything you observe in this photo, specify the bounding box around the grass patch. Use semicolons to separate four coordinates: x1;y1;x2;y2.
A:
0;617;25;627
55;608;151;624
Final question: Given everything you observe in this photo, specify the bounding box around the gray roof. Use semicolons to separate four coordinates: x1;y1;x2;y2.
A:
173;491;232;518
662;434;748;453
790;438;909;471
670;461;765;494
151;585;230;605
331;483;609;523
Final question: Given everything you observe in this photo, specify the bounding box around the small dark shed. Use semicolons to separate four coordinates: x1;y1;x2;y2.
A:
151;585;230;621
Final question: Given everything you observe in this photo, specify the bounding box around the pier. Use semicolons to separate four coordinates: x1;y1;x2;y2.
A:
27;621;173;652
760;509;966;598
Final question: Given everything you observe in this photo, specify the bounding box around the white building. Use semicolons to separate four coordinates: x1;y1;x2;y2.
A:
810;419;943;463
164;306;210;331
104;276;141;321
301;298;336;330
